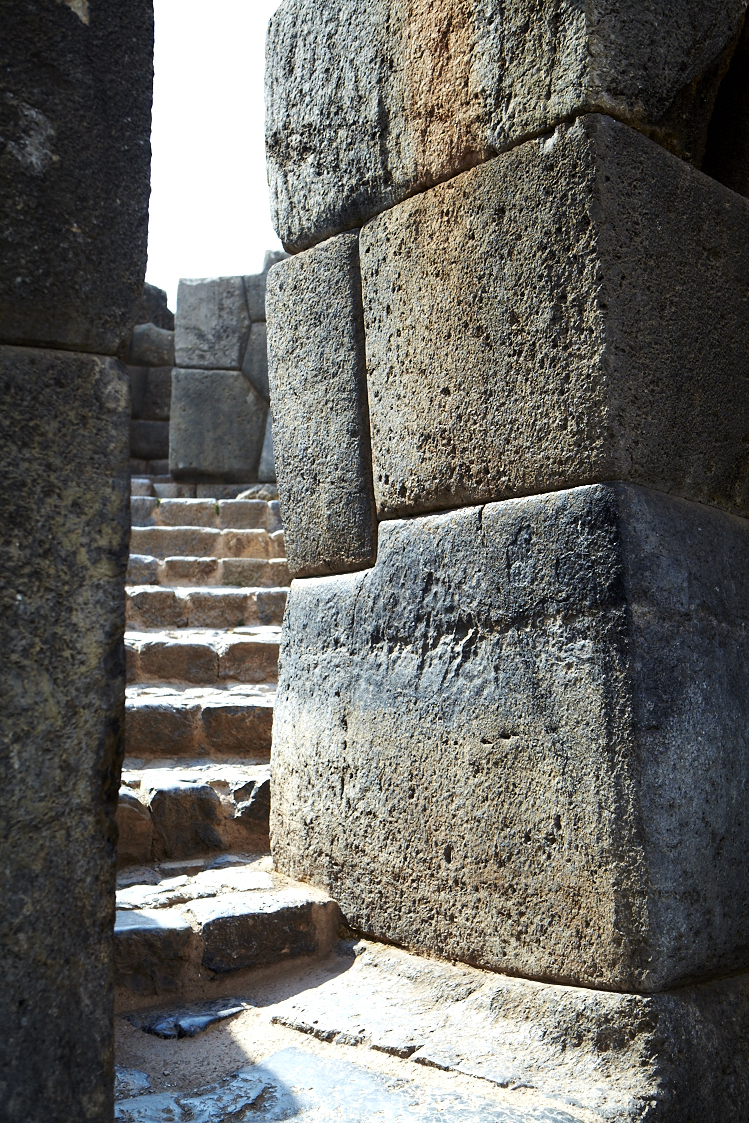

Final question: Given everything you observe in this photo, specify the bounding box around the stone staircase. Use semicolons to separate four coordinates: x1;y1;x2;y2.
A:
115;476;340;1009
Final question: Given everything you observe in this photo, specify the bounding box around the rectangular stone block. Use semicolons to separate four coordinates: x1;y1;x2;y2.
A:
174;278;250;369
266;0;746;250
258;414;276;483
266;233;377;577
360;115;749;520
271;484;749;993
127;323;175;368
170;370;267;484
241;322;269;402
0;345;129;1120
244;272;268;322
0;1;153;354
131;419;169;461
140;367;172;422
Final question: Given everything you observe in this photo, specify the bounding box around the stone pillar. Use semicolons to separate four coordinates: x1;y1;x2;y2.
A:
0;2;153;1120
266;4;749;1118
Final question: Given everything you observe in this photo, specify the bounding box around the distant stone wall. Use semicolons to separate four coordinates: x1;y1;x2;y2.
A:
170;251;285;485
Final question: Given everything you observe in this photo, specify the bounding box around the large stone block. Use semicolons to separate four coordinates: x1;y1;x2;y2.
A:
360;115;749;520
266;0;747;250
0;345;129;1121
241;322;269;402
266;234;377;577
170;370;268;484
0;1;153;353
174;278;250;370
271;484;749;993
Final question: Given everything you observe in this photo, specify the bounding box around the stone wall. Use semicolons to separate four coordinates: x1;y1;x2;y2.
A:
0;2;152;1120
170;252;286;486
266;5;749;1115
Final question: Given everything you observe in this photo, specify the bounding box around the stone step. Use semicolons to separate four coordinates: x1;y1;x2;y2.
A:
126;555;291;587
126;684;275;759
126;627;280;686
117;762;271;866
131;496;283;532
126;585;287;630
129;525;286;561
114;856;340;1004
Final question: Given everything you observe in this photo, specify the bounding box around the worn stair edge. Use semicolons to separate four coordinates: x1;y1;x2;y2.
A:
125;628;281;686
129;526;285;561
131;497;282;533
115;883;341;1010
118;764;272;865
126;556;291;588
126;687;275;759
126;586;288;629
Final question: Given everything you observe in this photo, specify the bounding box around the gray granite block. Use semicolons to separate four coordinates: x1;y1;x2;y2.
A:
271;483;749;993
266;233;377;577
244;273;268;323
0;0;153;353
127;323;175;368
170;370;267;484
241;322;269;402
0;344;129;1120
360;115;749;520
175;278;250;370
266;0;746;250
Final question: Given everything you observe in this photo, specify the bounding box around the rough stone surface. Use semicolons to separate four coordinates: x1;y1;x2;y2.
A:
266;941;749;1123
266;0;747;250
131;420;170;461
271;484;749;993
0;0;153;353
115;910;195;998
140;368;172;422
361;114;749;520
174;279;250;370
134;284;174;332
128;324;175;368
241;322;269;402
170;370;267;484
266;234;377;577
0;345;130;1120
145;782;225;861
244;273;268;323
258;416;275;483
117;791;154;867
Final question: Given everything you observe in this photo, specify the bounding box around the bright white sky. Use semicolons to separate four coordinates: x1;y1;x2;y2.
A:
145;0;284;311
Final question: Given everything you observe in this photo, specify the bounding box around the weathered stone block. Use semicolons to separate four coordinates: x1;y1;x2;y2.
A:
244;273;268;323
0;1;153;354
258;414;276;483
266;233;377;577
139;367;172;422
271;484;749;993
170;370;267;484
267;0;747;250
135;283;174;332
360;115;749;520
131;419;169;461
174;278;250;370
241;322;269;401
0;345;129;1120
127;323;175;368
145;781;225;860
116;790;153;867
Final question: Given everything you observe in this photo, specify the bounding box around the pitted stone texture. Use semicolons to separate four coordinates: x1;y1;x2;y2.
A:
267;234;377;577
175;278;250;370
361;115;749;520
0;0;153;354
266;0;746;250
170;370;267;484
0;345;130;1121
271;484;749;993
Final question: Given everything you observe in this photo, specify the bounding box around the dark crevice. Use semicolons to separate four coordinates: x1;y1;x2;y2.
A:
702;15;749;197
